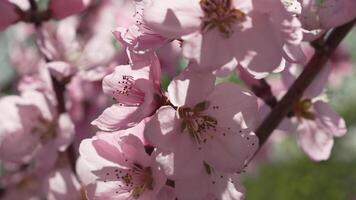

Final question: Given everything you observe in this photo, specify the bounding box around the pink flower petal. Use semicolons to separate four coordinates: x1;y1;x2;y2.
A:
202;129;258;173
54;113;75;152
144;106;180;149
297;120;334;161
47;61;77;81
79;138;120;169
319;0;356;29
168;68;215;107
91;104;140;132
235;13;284;79
206;83;259;130
49;0;91;19
182;30;235;72
314;101;347;137
143;0;202;38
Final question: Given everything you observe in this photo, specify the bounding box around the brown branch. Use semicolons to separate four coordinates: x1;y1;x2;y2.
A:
28;0;38;11
50;73;78;174
34;29;77;175
255;19;356;147
248;79;278;108
51;76;67;114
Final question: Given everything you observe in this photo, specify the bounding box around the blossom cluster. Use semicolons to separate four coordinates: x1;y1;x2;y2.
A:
0;0;354;199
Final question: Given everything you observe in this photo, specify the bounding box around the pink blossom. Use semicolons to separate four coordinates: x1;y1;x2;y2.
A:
282;64;347;161
0;95;42;163
49;0;91;19
79;133;166;199
0;90;75;165
92;51;163;131
145;68;258;179
299;0;356;40
36;13;119;73
0;1;19;31
114;0;182;77
0;166;81;200
143;0;303;78
66;74;110;145
9;29;42;75
17;63;58;109
156;40;183;78
113;0;169;54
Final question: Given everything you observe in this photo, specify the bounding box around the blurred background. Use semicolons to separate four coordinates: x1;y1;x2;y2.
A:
0;1;355;199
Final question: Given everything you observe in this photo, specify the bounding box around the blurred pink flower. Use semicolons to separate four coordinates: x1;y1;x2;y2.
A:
79;133;166;199
0;167;81;200
0;90;75;166
299;0;356;40
49;0;91;19
328;46;353;88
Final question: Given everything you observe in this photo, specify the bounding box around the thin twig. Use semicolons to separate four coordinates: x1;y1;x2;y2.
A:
51;76;66;114
35;28;77;175
255;19;356;146
28;0;37;11
249;79;278;108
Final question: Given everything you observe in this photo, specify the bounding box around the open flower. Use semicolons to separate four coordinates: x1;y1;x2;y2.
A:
145;68;259;179
49;0;91;20
143;0;303;78
92;51;163;131
113;0;169;54
282;64;347;161
0;90;75;166
79;133;166;199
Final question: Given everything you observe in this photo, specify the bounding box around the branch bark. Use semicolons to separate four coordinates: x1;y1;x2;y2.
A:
255;19;356;146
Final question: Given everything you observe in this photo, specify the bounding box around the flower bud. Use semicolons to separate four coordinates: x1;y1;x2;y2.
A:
48;0;91;19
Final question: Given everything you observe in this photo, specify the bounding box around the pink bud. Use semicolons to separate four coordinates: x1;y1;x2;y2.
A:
0;1;19;31
48;0;91;19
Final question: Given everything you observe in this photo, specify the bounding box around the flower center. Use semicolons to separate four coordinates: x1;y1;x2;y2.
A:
17;175;39;191
32;119;57;144
106;163;154;199
200;0;246;37
113;75;145;106
178;101;218;143
293;99;315;120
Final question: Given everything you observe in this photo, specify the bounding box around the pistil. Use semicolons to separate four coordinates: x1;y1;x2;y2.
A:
200;0;246;37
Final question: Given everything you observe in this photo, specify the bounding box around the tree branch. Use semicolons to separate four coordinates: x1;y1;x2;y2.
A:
248;79;278;108
255;19;356;146
51;76;67;114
